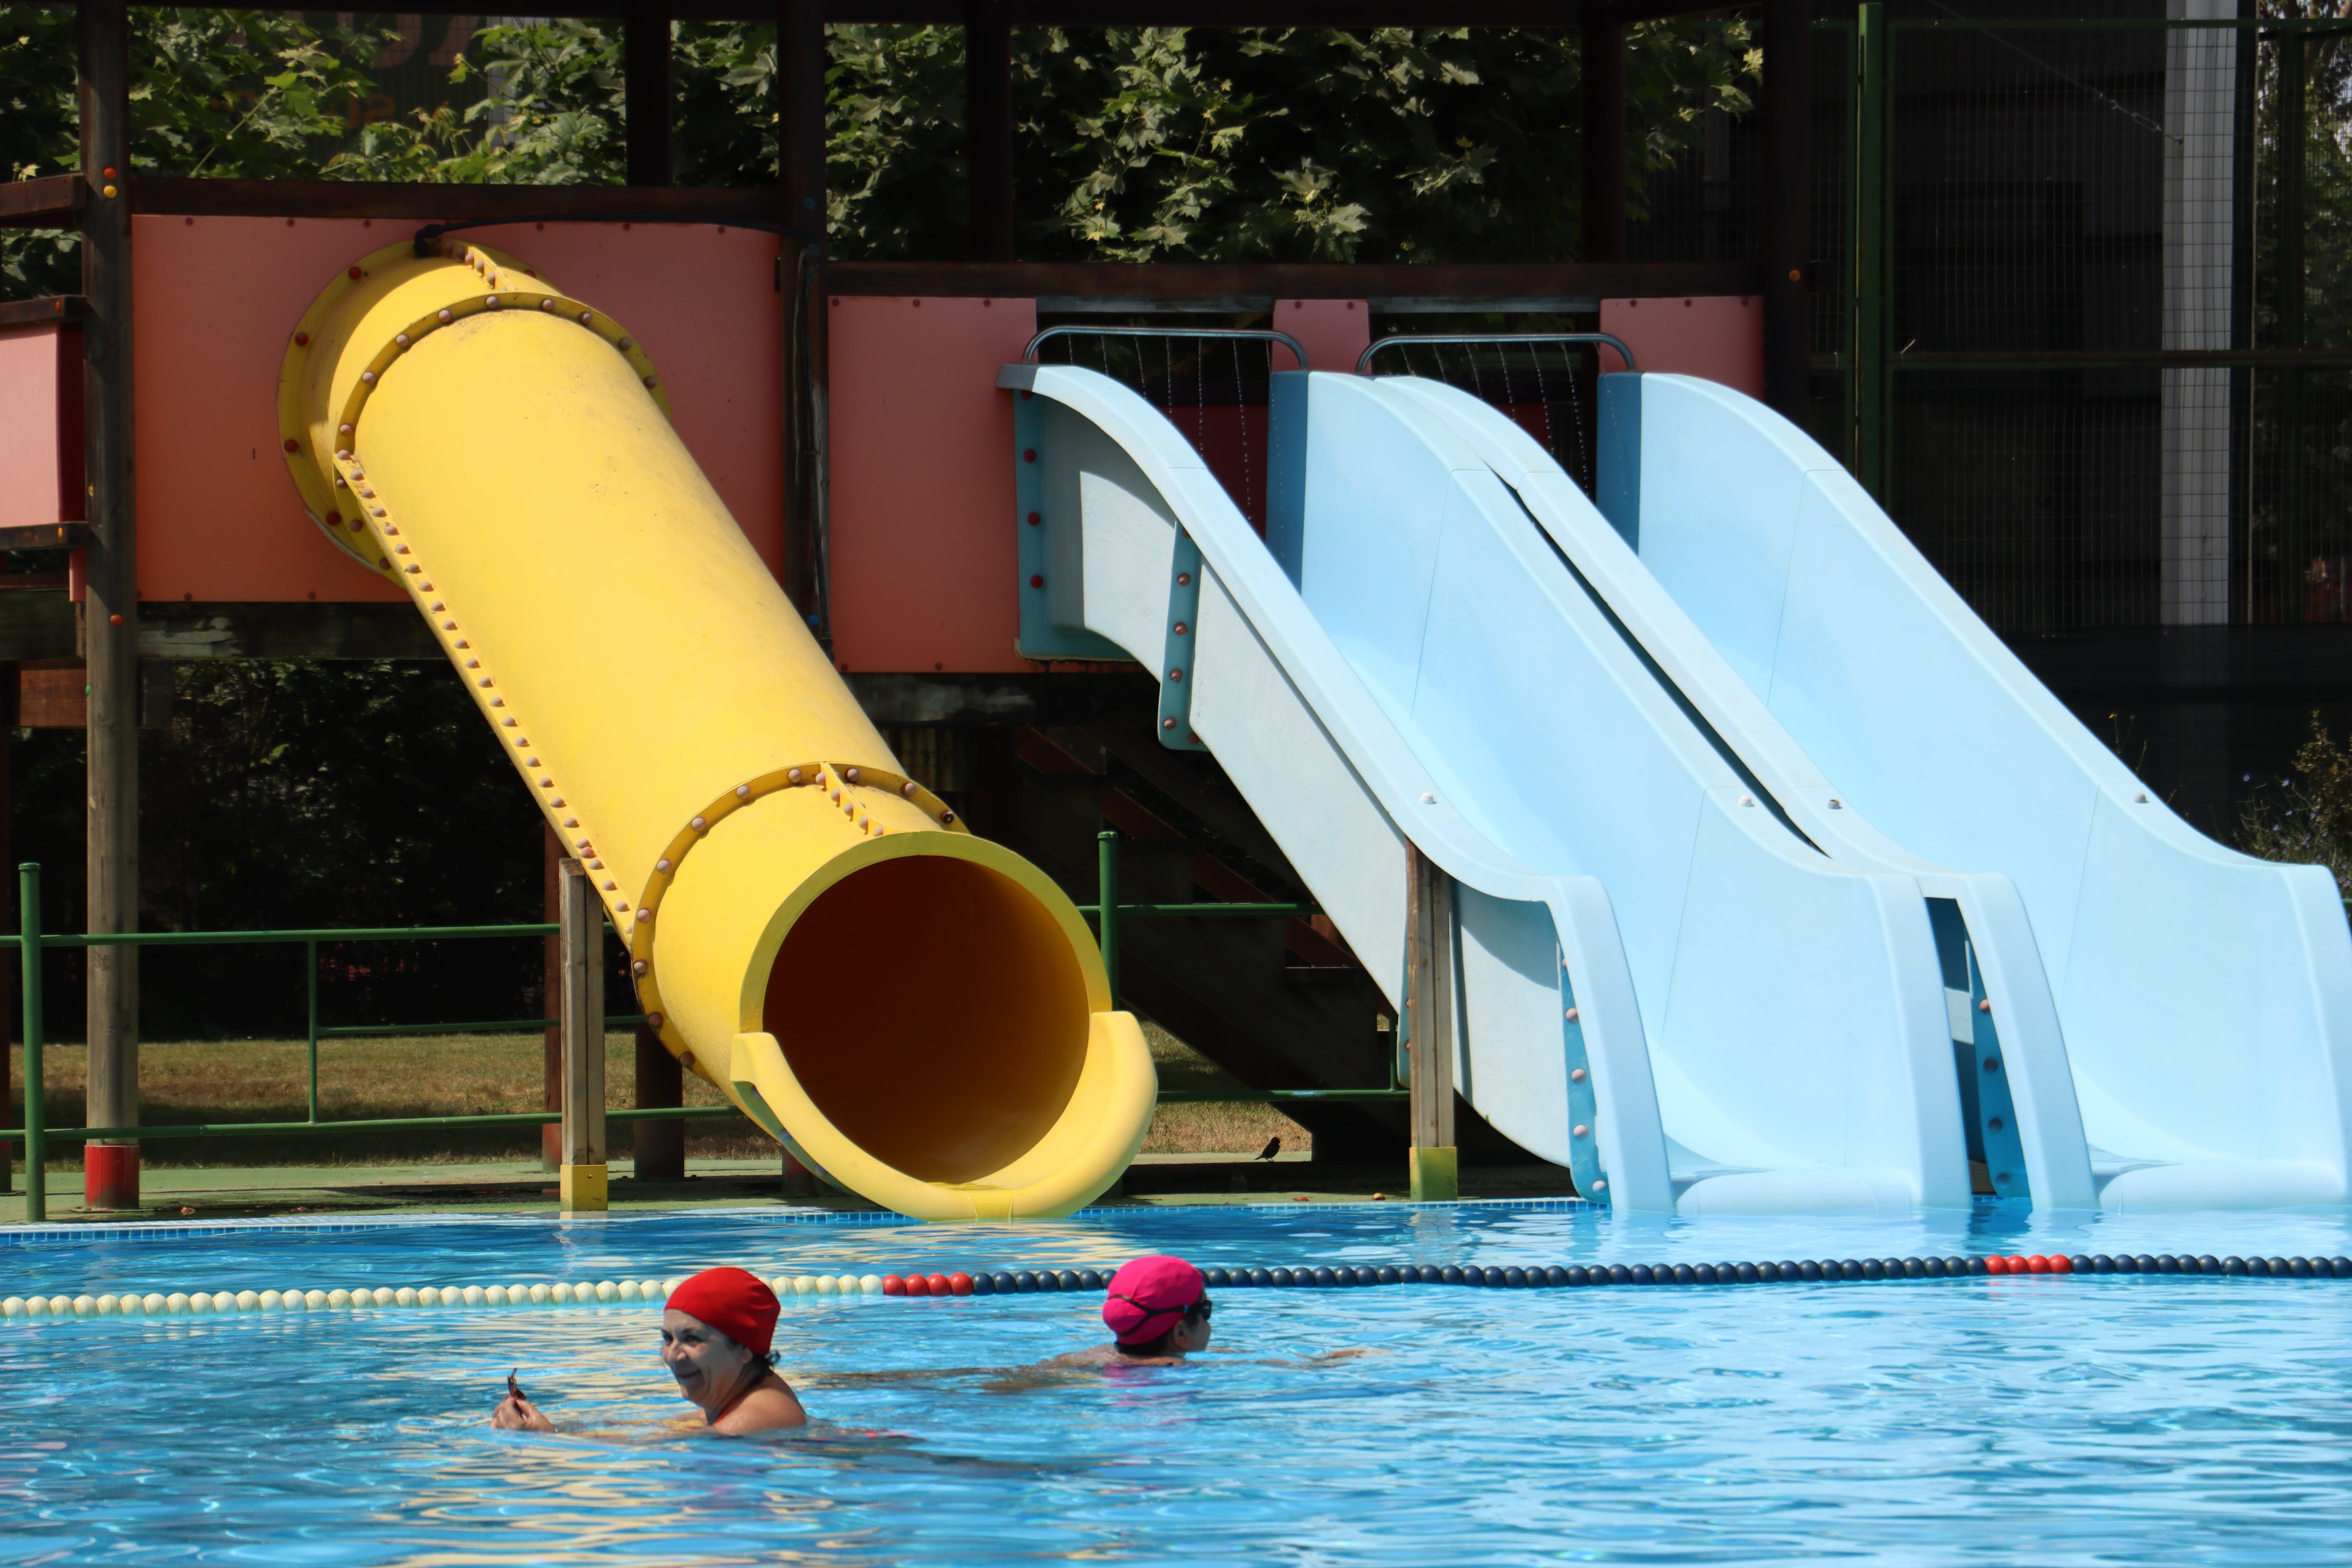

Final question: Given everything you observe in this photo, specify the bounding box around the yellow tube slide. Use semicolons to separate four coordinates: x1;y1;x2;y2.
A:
276;240;1153;1220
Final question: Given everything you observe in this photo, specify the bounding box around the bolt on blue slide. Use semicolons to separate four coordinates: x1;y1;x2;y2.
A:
1003;358;2352;1214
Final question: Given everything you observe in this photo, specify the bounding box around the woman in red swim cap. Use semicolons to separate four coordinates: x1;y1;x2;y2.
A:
490;1267;808;1434
1046;1255;1214;1367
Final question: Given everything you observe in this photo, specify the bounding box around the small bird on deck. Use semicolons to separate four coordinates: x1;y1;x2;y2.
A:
1255;1136;1281;1161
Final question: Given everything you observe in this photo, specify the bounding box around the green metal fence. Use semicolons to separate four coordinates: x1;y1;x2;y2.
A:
7;834;1402;1220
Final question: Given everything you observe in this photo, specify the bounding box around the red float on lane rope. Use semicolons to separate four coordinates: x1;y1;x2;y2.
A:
948;1272;974;1297
881;1275;906;1296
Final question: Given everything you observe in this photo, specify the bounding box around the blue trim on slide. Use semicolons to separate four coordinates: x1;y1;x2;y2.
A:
1156;531;1207;751
1265;371;1310;588
1013;388;1129;661
1595;372;1642;550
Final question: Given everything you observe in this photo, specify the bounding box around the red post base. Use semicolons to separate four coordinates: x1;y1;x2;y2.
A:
84;1143;141;1210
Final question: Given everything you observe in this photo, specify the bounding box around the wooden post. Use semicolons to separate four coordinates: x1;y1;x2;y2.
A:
79;0;140;1212
541;825;563;1171
1579;16;1628;265
964;0;1016;262
1760;0;1814;425
632;1021;684;1181
778;0;829;632
1405;844;1458;1200
558;858;608;1211
0;679;11;1198
622;0;674;187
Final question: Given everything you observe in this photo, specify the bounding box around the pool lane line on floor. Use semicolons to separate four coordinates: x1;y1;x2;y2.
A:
0;1195;1600;1247
9;1250;2352;1323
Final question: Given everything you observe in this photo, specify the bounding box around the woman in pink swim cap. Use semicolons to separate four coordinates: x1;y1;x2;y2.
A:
1046;1255;1214;1367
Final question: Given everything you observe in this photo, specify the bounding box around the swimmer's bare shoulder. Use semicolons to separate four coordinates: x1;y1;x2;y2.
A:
709;1373;809;1435
1040;1345;1188;1370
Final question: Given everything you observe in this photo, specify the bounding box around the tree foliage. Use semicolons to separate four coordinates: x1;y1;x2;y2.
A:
5;6;1759;286
2238;714;2352;897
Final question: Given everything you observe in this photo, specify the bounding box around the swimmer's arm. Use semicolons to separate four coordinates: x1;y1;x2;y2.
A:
490;1393;555;1432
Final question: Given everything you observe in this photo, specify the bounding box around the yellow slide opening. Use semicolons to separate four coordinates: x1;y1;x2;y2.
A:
277;239;1153;1220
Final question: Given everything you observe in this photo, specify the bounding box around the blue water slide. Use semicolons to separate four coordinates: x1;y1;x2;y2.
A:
1007;359;1974;1214
1375;374;2097;1212
999;362;1673;1211
1608;370;2352;1209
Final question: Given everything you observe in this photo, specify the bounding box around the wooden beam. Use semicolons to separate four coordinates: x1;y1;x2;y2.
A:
120;0;1623;22
845;670;1157;726
79;0;141;1210
821;259;1763;303
632;1022;686;1181
0;174;84;229
557;857;608;1210
0;523;90;551
779;0;829;629
1579;15;1628;264
965;0;1016;262
623;0;676;188
1403;843;1457;1198
132;603;439;660
0;298;85;331
129;179;779;223
542;826;564;1172
1760;0;1812;422
118;0;1762;18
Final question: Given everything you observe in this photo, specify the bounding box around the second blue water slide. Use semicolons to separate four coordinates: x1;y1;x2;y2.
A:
1010;359;1974;1214
1606;371;2352;1209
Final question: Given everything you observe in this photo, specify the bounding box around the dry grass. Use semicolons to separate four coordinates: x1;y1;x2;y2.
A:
1138;1023;1311;1157
7;1020;1308;1167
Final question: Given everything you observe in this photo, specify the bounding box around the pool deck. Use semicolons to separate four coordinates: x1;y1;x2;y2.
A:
2;1153;1581;1224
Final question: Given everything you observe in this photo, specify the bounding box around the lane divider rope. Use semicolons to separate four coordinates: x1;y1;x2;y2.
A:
7;1252;2348;1321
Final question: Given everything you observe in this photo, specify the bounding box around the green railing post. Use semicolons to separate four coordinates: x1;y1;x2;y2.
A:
304;938;319;1124
1096;829;1120;1005
20;864;43;1223
2278;26;2308;610
1852;1;1892;500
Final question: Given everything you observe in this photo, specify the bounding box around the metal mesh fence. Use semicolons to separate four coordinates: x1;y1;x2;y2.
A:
1033;326;1279;532
1358;339;1603;497
1827;15;2352;634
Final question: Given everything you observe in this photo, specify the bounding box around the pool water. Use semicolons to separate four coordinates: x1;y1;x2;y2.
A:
6;1201;2352;1565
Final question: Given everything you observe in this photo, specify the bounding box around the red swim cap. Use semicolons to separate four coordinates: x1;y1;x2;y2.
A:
664;1267;781;1357
1102;1255;1206;1346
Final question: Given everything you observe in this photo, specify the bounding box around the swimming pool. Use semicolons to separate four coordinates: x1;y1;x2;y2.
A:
5;1200;2352;1565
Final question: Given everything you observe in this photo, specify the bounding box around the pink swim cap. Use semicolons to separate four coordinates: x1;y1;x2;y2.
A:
1102;1255;1206;1346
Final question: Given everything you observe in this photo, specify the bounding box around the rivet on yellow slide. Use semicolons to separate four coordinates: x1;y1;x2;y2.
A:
280;240;1154;1220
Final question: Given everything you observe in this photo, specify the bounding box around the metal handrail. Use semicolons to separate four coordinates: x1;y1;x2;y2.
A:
1023;325;1311;371
8;842;1399;1218
1357;332;1638;376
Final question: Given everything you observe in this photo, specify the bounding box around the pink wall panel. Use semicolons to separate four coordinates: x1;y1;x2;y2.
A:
1272;298;1372;372
825;294;1038;674
131;215;782;602
1599;294;1766;397
0;324;81;528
